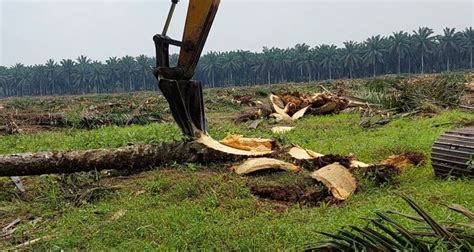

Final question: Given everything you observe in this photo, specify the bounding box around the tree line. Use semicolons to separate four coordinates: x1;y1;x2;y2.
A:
0;27;473;97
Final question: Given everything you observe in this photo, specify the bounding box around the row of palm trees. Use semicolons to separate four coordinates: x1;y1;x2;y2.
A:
0;26;473;97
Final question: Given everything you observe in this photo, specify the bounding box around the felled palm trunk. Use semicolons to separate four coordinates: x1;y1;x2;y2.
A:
0;134;274;177
0;142;198;177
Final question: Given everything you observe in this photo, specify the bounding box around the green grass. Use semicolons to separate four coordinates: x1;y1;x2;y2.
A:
0;105;473;249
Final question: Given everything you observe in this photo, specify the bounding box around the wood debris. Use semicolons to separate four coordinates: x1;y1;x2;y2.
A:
271;126;295;134
287;146;324;160
218;134;275;152
197;133;274;156
109;209;127;221
231;158;301;175
350;160;371;169
378;151;426;170
11;235;55;250
310;163;357;200
248;119;262;129
1;218;21;238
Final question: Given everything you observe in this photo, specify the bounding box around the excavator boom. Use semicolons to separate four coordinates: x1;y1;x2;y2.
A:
179;0;220;79
153;0;220;138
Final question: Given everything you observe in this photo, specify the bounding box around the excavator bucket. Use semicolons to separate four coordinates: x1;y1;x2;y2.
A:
158;79;208;137
153;0;220;138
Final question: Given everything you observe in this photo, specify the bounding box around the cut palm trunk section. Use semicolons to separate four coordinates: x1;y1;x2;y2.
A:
310;163;357;201
231;158;301;175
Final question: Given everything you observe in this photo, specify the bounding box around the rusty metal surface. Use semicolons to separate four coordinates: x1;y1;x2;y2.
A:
431;126;474;178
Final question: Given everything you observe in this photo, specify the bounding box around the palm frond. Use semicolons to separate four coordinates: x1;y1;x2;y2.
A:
308;195;474;251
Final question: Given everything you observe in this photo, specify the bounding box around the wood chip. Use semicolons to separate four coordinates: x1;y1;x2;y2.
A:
10;176;26;192
110;209;127;221
288;146;324;160
232;158;301;175
270;113;292;123
315;102;338;114
1;218;21;238
350;160;371;169
291;106;310;120
310;163;357;200
248;119;262;129
271;126;295;134
197;134;273;156
219;134;275;152
11;235;55;250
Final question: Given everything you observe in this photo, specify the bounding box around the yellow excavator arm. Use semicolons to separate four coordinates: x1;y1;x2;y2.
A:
179;0;220;79
153;0;220;138
154;0;220;80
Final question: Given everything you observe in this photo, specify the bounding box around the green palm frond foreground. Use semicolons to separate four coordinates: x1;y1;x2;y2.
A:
306;195;473;252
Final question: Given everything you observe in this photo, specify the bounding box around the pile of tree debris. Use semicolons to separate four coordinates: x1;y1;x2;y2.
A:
235;91;354;123
0;100;163;134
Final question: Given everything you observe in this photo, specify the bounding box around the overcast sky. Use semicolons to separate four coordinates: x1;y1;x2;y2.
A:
0;0;472;66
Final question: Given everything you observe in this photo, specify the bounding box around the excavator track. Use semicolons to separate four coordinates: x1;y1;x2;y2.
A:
431;126;474;178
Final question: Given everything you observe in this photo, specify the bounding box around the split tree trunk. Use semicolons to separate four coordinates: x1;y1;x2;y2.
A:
0;141;241;177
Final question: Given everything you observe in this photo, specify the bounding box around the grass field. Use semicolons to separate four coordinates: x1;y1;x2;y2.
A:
0;76;473;249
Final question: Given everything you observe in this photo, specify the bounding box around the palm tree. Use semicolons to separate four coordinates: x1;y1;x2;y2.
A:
45;59;59;94
363;35;387;77
201;52;221;87
90;61;106;93
438;27;461;71
292;44;311;81
234;50;255;85
136;55;153;90
60;59;76;93
460;27;474;69
32;64;46;96
105;57;121;92
389;31;411;74
75;55;92;94
412;27;435;73
341;41;361;78
318;44;338;80
220;52;241;85
0;74;10;97
296;50;316;81
119;56;138;91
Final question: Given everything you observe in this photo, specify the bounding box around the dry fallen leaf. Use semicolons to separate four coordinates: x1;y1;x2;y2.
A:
311;163;357;200
232;158;301;175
